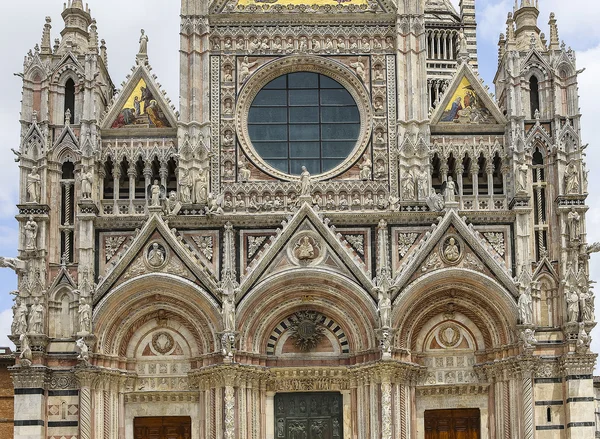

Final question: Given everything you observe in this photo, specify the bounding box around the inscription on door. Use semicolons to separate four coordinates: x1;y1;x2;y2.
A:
275;392;343;439
134;416;191;439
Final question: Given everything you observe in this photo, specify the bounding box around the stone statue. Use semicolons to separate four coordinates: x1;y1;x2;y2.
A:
238;161;251;182
518;286;533;325
138;29;149;56
517;161;528;193
519;328;537;349
426;188;445;212
76;338;90;364
28;297;44;334
222;293;236;332
443;238;460;262
221;332;236;358
296;236;315;260
417;171;429;200
179;169;192;204
402;177;416;201
148;243;166;267
379;330;392;356
566;287;580;323
443;177;457;203
78;297;92;334
80;167;93;199
568;208;581;243
194;171;209;204
19;334;32;367
377;288;392;329
26;166;41;204
300;166;312;198
359;156;372;180
150;180;162;207
565;162;580;195
163;191;181;216
580;290;595;322
350;56;367;82
12;298;28;336
205;193;224;216
239;56;258;83
458;28;468;54
576;322;591;354
24;216;38;251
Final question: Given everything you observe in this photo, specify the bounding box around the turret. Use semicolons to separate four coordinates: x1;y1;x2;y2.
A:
58;0;93;55
512;0;543;51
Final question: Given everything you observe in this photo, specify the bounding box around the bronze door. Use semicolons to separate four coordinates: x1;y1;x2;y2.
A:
134;417;191;439
424;409;480;439
275;392;343;439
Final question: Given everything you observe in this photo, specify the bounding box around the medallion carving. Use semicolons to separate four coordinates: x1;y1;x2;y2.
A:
439;235;463;265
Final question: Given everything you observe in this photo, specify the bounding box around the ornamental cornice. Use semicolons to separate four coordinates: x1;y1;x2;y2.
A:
559;353;597;376
10;366;49;389
474;355;540;382
416;384;490;397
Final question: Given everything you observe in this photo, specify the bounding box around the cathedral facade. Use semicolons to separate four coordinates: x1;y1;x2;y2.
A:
5;0;598;438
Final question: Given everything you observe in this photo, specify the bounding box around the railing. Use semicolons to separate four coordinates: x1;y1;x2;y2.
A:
100;199;147;216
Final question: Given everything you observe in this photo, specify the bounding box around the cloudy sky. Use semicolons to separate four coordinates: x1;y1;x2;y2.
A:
0;0;600;361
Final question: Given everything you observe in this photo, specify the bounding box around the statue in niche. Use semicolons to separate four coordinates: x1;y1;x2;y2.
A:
238;161;251;182
78;297;92;334
147;243;166;268
26;166;41;204
28;297;44;334
19;334;32;366
239;56;258;83
339;194;349;210
24;216;38;251
235;194;246;211
12;297;28;336
568;208;581;242
222;292;236;332
417;171;429;200
565;162;580;195
442;177;457;203
194;170;209;204
359;156;372;180
566;286;580;323
377;194;388;210
138;29;149;56
443;237;460;263
580;289;595;322
179;169;192;204
295;236;316;261
517;160;528;194
299;166;312;198
518;285;533;325
402;176;416;201
148;180;164;207
80;167;93;199
376;287;392;329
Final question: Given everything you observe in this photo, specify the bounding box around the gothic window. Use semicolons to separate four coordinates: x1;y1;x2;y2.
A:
477;154;487;195
462;155;473;196
64;78;76;124
248;72;360;175
103;157;114;199
529;76;540;118
492;154;503;195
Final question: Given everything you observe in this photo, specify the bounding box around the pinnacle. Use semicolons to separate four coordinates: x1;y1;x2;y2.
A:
71;0;85;9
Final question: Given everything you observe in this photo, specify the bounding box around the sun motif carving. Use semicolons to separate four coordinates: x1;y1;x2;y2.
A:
289;311;325;352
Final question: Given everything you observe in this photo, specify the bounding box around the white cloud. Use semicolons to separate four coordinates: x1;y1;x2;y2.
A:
0;309;14;350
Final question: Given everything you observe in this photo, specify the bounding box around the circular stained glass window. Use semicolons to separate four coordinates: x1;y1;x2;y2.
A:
247;72;361;176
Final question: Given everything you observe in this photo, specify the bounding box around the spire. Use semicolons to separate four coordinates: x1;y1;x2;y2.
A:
60;0;92;53
506;12;516;49
88;19;98;54
498;33;506;63
512;0;542;50
40;17;52;55
71;0;85;8
548;13;560;50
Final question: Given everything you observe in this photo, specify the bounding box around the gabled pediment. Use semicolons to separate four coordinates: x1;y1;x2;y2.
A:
100;61;177;131
94;214;219;304
431;63;506;127
521;49;552;74
21;121;46;160
239;203;374;298
391;210;517;299
48;264;77;292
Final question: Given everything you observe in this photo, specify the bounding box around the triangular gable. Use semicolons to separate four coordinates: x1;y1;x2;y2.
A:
101;63;177;130
52;52;84;76
391;210;517;298
52;125;79;150
532;257;559;282
526;119;553;150
431;63;506;126
521;49;552;74
94;214;219;304
21;120;46;159
239;203;373;297
48;265;77;292
213;0;393;14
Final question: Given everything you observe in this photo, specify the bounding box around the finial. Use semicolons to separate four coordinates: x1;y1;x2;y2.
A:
548;12;560;50
40;17;52;55
137;29;149;64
